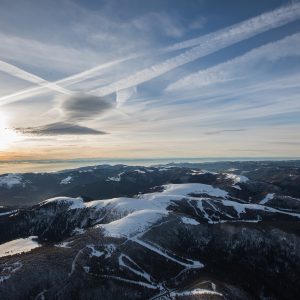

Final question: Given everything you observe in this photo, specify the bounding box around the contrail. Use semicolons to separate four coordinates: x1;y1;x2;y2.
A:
161;2;300;53
167;32;300;91
1;2;299;105
91;2;300;97
0;60;72;95
0;56;137;105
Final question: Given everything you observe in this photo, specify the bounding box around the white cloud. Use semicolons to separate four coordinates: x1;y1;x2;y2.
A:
0;56;134;105
188;17;207;31
132;12;186;38
1;2;300;158
167;33;300;91
0;32;104;74
162;2;300;53
116;87;138;108
0;59;72;95
91;2;300;96
1;2;299;108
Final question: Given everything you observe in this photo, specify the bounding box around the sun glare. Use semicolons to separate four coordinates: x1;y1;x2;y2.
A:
0;113;23;150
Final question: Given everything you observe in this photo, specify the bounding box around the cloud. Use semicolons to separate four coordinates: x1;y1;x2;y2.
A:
188;17;207;31
58;93;115;121
0;59;72;95
0;55;137;106
204;129;246;135
91;2;300;96
116;86;137;107
132;12;185;38
15;122;107;136
167;33;300;91
0;32;104;74
163;2;300;53
1;2;299;107
269;141;300;146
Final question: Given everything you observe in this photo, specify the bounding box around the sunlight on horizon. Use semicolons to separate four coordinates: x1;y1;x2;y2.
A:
0;112;23;150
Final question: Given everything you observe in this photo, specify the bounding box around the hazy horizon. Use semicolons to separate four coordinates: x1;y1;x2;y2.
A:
1;156;300;174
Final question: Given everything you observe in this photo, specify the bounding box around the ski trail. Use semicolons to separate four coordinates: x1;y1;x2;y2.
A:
130;237;203;269
100;275;159;290
119;254;153;283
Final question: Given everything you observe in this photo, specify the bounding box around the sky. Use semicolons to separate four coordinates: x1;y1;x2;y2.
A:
0;0;300;161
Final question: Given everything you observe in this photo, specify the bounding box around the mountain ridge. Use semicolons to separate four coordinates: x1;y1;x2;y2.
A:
0;161;300;299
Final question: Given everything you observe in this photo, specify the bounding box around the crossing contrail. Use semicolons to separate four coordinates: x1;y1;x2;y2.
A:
0;60;73;95
0;56;136;105
1;2;300;106
91;2;300;97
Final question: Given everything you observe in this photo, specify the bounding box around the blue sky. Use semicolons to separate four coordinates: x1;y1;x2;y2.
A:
0;0;299;159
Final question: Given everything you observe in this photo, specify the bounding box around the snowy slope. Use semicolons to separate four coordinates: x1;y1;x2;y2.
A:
1;163;300;300
33;183;300;238
0;237;40;257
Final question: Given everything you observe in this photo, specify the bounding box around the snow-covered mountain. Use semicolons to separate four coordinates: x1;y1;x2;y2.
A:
0;161;300;299
1;160;300;207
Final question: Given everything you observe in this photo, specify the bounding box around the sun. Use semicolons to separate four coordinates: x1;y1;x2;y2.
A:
0;113;23;151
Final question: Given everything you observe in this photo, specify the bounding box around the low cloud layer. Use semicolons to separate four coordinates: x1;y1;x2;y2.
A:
204;129;246;135
15;122;107;136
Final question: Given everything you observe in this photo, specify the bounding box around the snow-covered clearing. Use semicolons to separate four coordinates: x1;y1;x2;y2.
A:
225;173;249;184
0;237;40;257
170;288;223;297
60;176;72;185
181;216;200;225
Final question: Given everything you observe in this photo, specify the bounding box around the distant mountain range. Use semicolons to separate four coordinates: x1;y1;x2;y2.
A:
0;161;300;299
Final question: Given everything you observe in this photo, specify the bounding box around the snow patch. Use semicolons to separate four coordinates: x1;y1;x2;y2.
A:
106;172;124;182
0;210;18;217
0;174;24;189
131;237;203;269
104;244;116;258
233;185;241;190
100;209;167;238
119;254;153;283
79;169;93;173
0;261;22;283
225;173;249;184
170;288;223;297
133;169;146;174
55;241;73;248
260;193;275;205
219;198;300;219
87;245;104;257
181;216;199;225
100;275;158;290
60;176;73;185
72;227;86;235
161;183;228;198
42;197;85;210
0;237;40;257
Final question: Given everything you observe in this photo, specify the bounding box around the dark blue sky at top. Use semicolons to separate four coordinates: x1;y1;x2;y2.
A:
0;0;299;159
1;0;298;78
